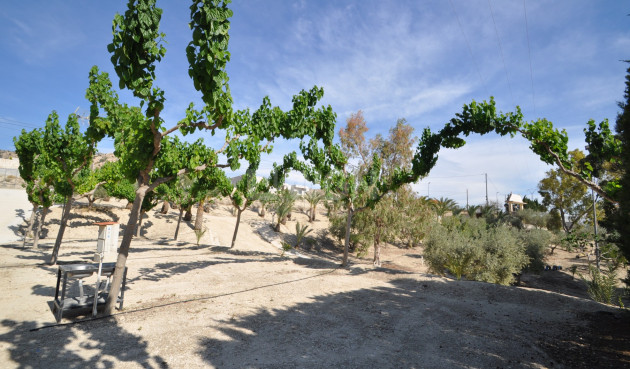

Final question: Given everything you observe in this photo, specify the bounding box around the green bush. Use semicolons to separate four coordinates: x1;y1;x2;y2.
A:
328;211;362;252
518;229;552;273
424;217;528;285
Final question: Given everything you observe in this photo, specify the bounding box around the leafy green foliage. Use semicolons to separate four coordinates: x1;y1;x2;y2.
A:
96;161;136;203
108;0;166;100
194;227;207;246
186;0;233;124
424;217;529;285
257;192;274;217
517;229;553;273
294;221;312;249
506;208;550;230
521;196;546;212
41;111;95;197
430;197;459;217
272;189;298;232
613;63;630;262
13;128;55;209
32;110;97;263
303;190;325;222
539;149;590;233
581;264;622;306
396;189;432;248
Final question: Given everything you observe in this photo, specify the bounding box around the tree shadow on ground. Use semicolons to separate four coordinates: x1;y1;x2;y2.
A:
6;209;28;239
14;208;27;223
197;278;628;369
291;256;340;269
151;211;180;224
31;284;56;297
139;220;154;237
347;264;417;276
43;209;119;229
0;317;168;369
73;204;121;222
208;246;276;257
127;256;284;284
14;247;96;267
520;270;591;300
541;309;630;368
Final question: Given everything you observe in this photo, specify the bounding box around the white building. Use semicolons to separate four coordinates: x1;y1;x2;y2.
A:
505;193;526;213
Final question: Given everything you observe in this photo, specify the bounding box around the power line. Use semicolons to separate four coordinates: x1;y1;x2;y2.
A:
487;0;515;106
448;0;489;98
422;173;486;180
523;0;536;115
0;117;41;130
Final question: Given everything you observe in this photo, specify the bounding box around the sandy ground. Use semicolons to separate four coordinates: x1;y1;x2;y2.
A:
0;188;31;243
0;189;629;368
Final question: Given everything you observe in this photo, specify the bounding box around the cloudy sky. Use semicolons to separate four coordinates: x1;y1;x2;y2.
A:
1;1;628;206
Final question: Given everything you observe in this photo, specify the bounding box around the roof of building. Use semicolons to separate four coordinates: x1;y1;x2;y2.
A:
506;193;525;204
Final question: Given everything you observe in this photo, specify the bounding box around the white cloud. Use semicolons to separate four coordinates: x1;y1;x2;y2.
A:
412;136;551;206
1;10;86;65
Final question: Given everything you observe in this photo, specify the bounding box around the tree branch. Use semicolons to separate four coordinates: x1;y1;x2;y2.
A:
518;128;617;205
161;115;224;138
75;181;107;199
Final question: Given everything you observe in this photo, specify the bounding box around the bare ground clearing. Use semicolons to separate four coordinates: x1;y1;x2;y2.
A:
0;193;628;368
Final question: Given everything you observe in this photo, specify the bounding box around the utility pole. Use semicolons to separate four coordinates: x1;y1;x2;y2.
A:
592;186;600;270
466;189;469;208
485;173;488;207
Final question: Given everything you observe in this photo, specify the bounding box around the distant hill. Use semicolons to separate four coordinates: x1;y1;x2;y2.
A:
0;151;118;189
0;150;16;160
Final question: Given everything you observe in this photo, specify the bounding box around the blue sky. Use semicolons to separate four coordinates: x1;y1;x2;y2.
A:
1;1;628;206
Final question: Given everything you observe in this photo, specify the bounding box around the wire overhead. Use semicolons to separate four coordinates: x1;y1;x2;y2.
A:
448;0;489;98
487;0;515;106
523;0;536;115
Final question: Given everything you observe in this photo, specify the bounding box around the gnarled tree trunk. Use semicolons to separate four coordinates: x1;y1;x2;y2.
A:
135;210;146;237
22;204;37;248
105;185;147;315
194;200;205;231
87;195;95;211
174;207;184;240
32;206;49;249
343;205;353;267
49;195;73;265
230;202;246;248
160;200;170;214
373;242;382;267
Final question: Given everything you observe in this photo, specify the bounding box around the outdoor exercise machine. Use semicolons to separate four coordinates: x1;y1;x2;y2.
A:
52;222;126;322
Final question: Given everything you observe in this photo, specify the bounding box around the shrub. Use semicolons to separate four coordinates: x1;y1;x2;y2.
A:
581;264;621;305
294;221;312;249
518;229;552;272
424;217;528;285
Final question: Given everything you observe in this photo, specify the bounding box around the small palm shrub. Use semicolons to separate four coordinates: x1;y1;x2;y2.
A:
294;221;312;249
581;264;621;305
272;189;298;231
194;227;207;246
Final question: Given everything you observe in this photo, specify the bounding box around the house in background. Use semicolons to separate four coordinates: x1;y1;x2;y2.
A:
505;193;526;213
230;175;264;186
282;183;310;196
